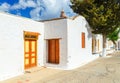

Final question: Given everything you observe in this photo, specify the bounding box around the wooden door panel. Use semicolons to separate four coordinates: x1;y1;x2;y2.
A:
51;40;56;63
48;40;51;63
25;59;29;65
48;40;54;63
48;39;59;64
31;41;35;52
30;40;36;67
55;40;59;64
25;41;29;52
24;40;37;69
25;40;30;69
25;54;29;57
31;53;35;57
31;58;35;64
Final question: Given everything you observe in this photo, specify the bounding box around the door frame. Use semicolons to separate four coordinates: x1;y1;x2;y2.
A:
24;31;40;70
47;39;60;64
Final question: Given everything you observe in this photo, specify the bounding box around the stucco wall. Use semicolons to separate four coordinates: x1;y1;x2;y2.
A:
106;40;114;50
0;12;44;81
67;16;98;69
92;34;103;54
117;39;120;50
44;19;68;69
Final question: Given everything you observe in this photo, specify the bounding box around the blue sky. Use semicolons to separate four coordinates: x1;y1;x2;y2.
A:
0;0;76;20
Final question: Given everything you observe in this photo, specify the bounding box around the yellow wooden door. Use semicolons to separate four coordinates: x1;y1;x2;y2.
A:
24;40;37;69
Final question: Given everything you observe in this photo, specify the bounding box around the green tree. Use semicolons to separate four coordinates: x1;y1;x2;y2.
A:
107;28;120;50
71;0;120;56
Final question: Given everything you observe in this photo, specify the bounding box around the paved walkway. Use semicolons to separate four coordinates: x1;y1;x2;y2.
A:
1;51;120;83
107;50;120;57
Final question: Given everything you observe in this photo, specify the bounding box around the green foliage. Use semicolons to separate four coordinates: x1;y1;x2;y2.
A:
71;0;120;35
107;28;120;41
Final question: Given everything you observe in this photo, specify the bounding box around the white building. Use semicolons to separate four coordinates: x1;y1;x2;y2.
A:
117;32;120;50
117;39;120;50
92;34;103;54
0;12;44;81
0;12;98;81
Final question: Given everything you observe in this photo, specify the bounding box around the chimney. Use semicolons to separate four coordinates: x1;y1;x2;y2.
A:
60;10;67;18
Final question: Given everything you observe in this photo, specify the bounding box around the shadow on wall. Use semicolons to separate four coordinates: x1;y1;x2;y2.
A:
85;20;92;39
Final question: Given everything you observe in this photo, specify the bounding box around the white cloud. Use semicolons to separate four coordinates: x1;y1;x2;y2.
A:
26;0;36;7
30;7;41;20
29;0;59;20
10;4;21;9
19;0;36;8
11;0;37;9
0;0;76;20
0;2;10;12
29;0;76;20
0;0;37;11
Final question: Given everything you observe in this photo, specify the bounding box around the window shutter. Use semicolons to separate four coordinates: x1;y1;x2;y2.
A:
82;32;85;48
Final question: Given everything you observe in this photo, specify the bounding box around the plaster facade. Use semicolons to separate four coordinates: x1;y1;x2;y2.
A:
0;12;44;81
0;12;99;81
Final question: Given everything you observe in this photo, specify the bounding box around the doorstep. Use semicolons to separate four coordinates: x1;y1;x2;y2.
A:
24;66;46;74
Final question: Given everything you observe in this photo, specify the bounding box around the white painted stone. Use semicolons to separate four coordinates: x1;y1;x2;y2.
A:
92;34;103;54
67;16;98;69
0;12;100;81
0;12;44;81
44;19;68;69
44;16;99;69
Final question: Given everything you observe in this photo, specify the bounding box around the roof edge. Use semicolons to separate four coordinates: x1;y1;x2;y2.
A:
38;15;83;22
0;11;38;22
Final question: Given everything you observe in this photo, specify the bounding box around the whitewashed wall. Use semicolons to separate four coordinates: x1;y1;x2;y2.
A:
0;12;100;81
117;39;120;50
92;34;103;54
67;16;99;69
118;32;120;50
0;12;44;81
44;19;68;69
106;40;114;50
44;17;99;70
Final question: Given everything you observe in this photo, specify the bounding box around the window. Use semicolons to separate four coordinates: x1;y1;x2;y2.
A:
82;32;85;48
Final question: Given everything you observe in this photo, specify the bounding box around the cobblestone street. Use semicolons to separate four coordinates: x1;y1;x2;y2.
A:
36;51;120;83
1;51;120;83
107;50;120;57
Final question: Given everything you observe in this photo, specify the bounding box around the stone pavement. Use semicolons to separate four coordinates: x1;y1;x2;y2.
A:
0;67;64;83
37;51;120;83
1;51;120;83
38;56;120;83
107;50;120;57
